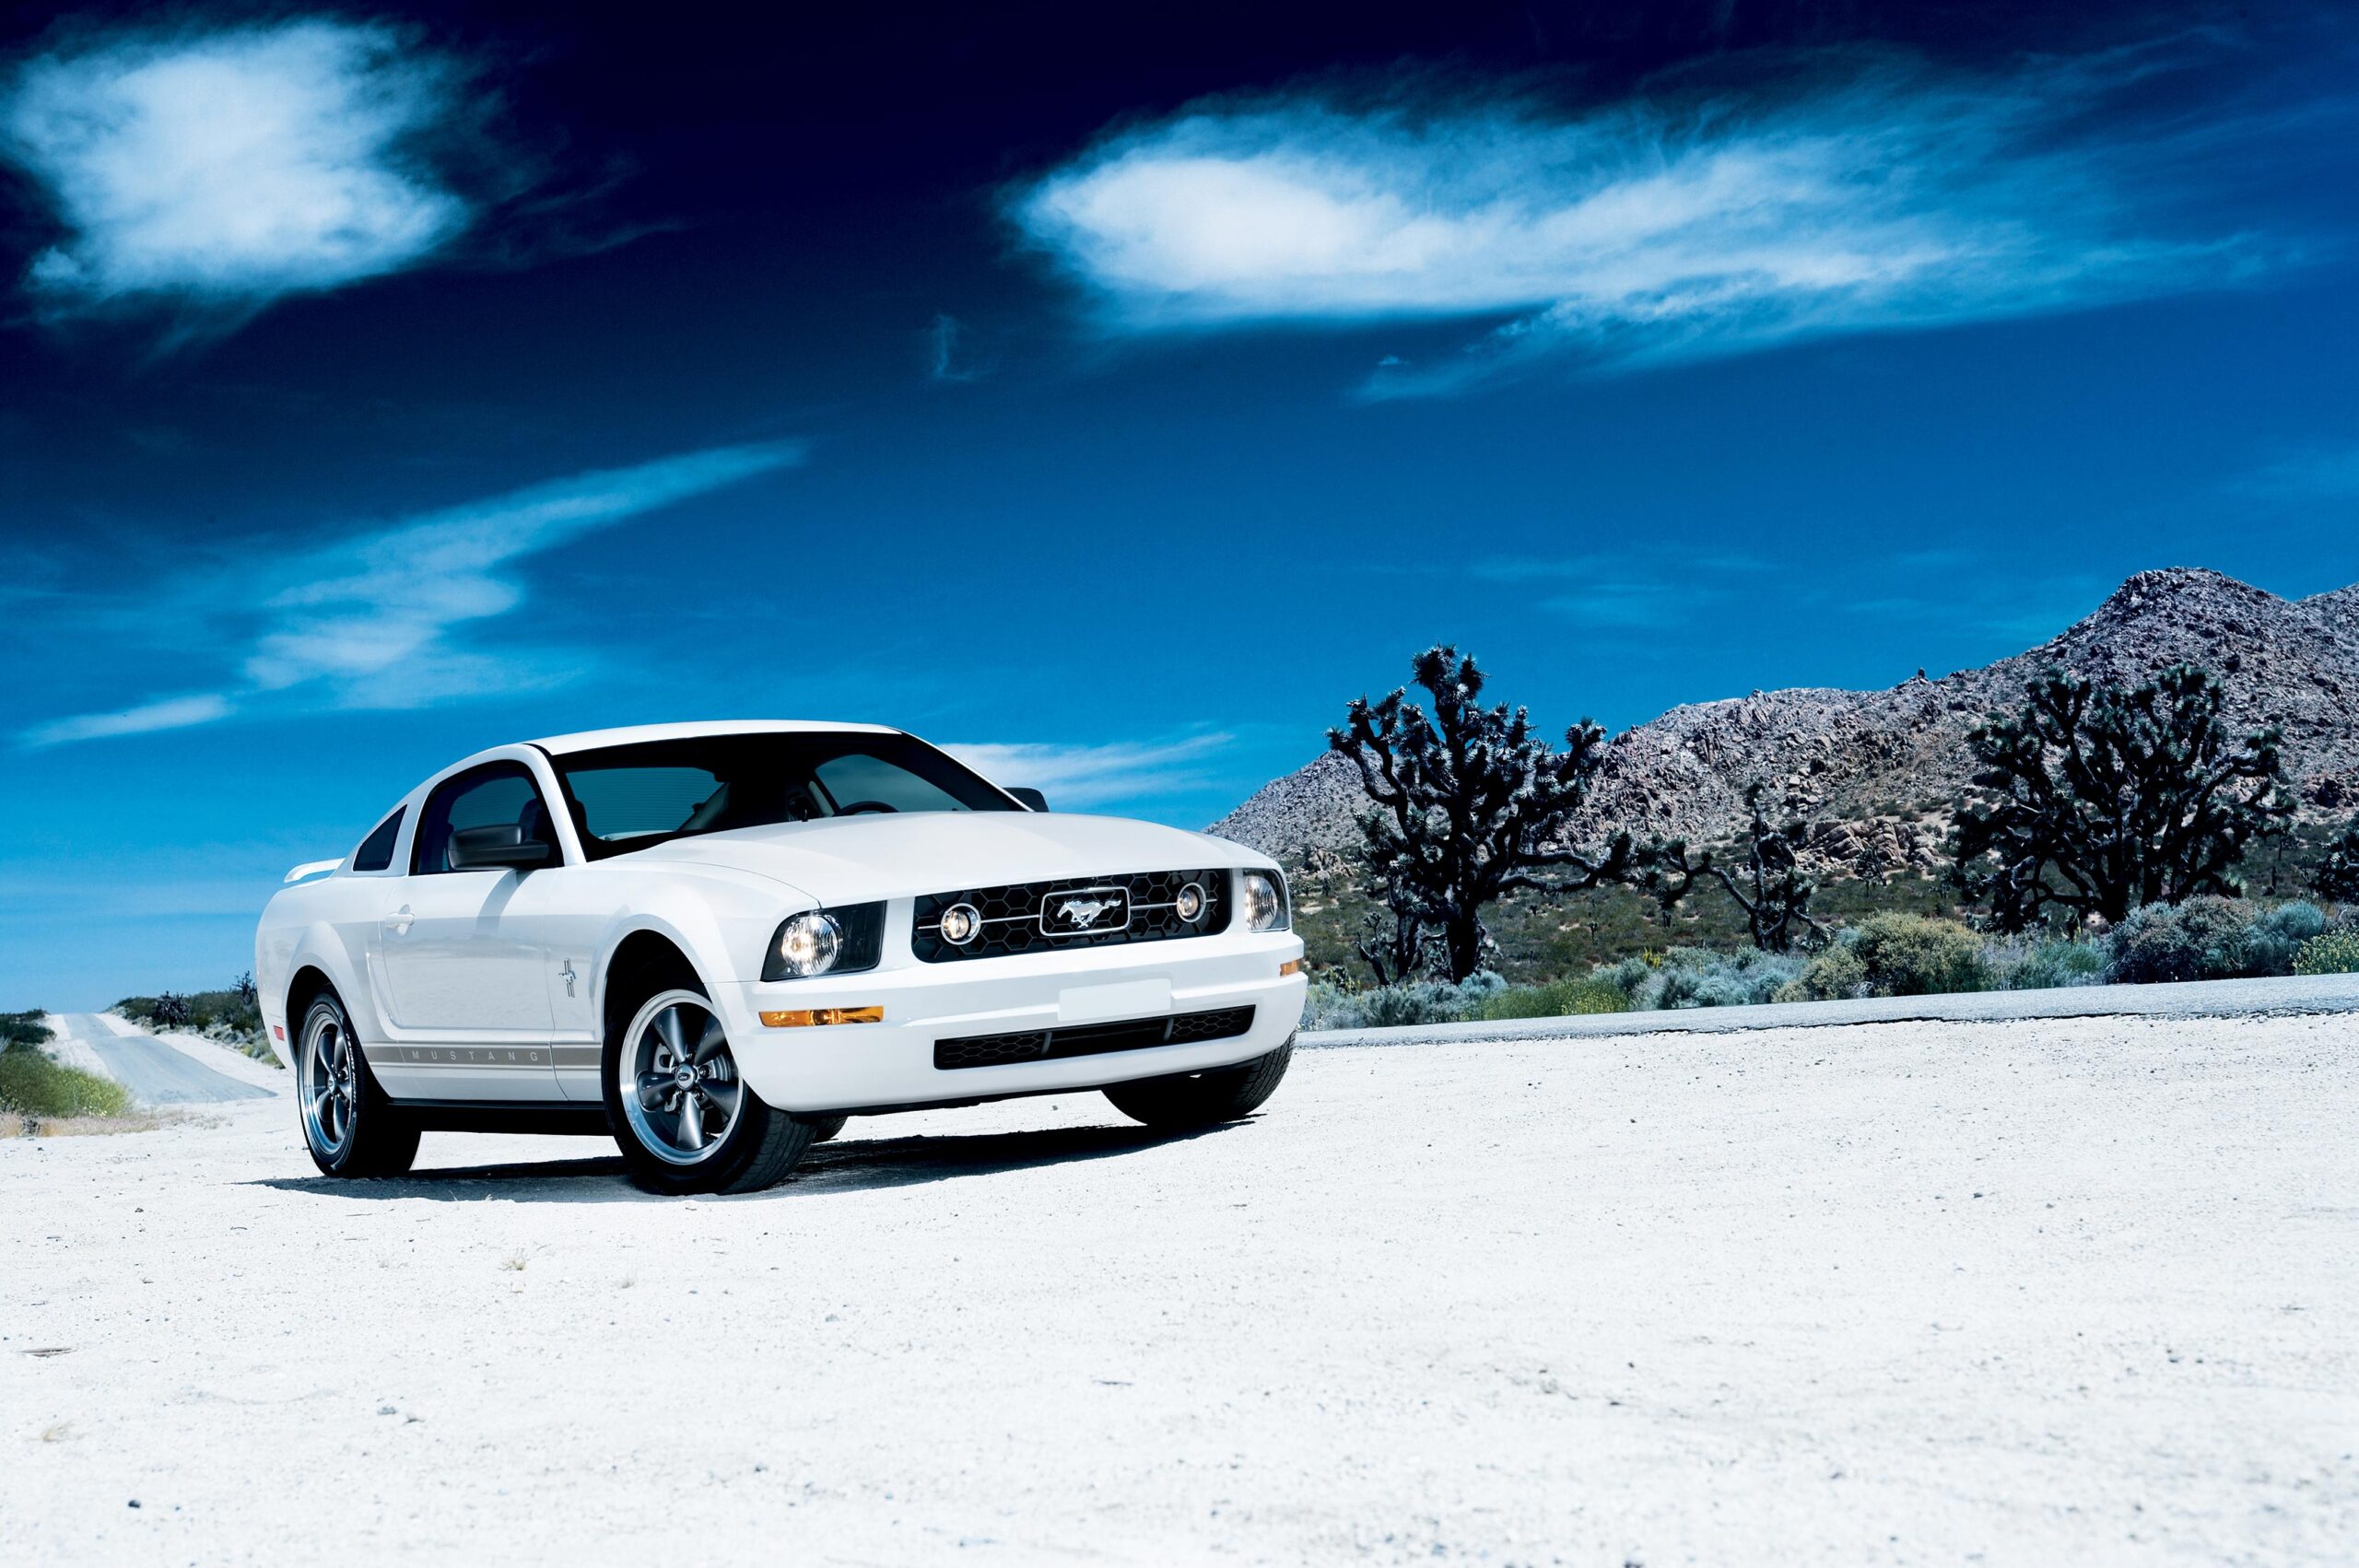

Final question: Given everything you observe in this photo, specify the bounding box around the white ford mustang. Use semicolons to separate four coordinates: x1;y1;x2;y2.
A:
253;722;1306;1193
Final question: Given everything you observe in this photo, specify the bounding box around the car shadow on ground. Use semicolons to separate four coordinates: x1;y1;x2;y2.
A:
246;1119;1235;1203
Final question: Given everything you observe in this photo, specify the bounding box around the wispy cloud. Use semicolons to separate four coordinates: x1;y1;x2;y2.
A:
19;442;804;748
2236;444;2359;497
926;311;980;383
20;694;233;748
1;19;490;327
945;734;1233;808
1013;48;2298;393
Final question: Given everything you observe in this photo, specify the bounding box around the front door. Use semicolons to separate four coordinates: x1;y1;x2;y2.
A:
367;761;561;1101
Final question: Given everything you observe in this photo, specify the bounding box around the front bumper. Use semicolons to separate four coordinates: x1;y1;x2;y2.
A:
712;929;1307;1113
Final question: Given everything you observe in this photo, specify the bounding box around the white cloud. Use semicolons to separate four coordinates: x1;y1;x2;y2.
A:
945;735;1233;808
1013;55;2271;390
20;693;233;748
1;19;469;311
20;442;804;747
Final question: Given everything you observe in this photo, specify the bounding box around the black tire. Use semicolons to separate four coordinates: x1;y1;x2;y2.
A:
296;990;419;1177
805;1114;848;1143
602;972;818;1195
1104;1035;1294;1129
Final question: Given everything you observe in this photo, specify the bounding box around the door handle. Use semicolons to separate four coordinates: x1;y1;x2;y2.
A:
383;906;414;935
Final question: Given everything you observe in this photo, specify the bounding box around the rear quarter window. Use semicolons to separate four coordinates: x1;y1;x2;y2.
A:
353;808;405;872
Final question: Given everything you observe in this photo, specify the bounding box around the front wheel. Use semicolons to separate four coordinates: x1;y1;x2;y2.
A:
604;986;817;1195
1104;1036;1294;1129
297;991;419;1177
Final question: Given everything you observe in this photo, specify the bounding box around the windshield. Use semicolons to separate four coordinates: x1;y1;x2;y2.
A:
549;731;1020;859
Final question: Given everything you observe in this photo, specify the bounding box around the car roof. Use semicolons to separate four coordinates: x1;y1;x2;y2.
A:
529;720;902;756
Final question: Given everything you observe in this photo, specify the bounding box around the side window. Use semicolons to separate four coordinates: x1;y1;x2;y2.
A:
352;808;406;872
413;764;558;874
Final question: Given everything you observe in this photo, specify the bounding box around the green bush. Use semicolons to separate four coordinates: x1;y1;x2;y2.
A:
2105;895;2258;985
1475;976;1631;1020
2293;929;2359;976
1986;935;2107;990
0;1048;130;1118
1850;913;1991;996
1;1012;51;1048
2248;901;2327;976
1777;942;1865;1002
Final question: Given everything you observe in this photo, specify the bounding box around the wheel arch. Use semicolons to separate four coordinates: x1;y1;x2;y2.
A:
599;927;706;1042
279;961;346;1070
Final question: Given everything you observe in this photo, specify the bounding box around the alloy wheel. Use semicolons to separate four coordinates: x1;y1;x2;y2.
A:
619;992;745;1165
299;1009;358;1156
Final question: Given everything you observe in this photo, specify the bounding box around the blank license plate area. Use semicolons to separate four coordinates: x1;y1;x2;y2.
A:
1057;977;1172;1024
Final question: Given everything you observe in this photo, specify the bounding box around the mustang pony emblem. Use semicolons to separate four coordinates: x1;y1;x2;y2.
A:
1057;897;1121;929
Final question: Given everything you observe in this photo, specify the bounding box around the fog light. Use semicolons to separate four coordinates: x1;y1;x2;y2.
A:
939;902;981;945
1279;958;1303;977
1175;882;1205;922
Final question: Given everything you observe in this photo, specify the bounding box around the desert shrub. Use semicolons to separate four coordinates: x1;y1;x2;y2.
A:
2294;929;2359;976
1475;975;1631;1020
2104;895;2259;985
2247;901;2327;977
1850;913;1991;996
1777;942;1865;1002
1644;946;1806;1009
117;987;264;1044
1;1012;51;1048
1989;936;2107;990
0;1048;130;1119
1301;971;1508;1030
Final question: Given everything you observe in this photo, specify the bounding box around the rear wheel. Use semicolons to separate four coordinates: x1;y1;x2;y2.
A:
297;991;418;1177
604;984;816;1194
1103;1036;1294;1129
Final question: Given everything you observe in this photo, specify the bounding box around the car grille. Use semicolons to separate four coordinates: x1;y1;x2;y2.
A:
933;1005;1256;1071
912;868;1229;963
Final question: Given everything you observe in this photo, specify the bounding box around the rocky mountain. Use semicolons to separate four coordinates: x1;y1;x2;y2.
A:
1212;568;2359;879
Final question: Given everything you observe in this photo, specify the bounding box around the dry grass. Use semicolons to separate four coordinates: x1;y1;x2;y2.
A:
0;1110;176;1139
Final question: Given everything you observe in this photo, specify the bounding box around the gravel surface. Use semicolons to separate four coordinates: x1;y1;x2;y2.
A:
4;1012;2354;1565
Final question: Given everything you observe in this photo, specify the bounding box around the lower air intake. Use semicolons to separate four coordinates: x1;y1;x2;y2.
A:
933;1005;1256;1071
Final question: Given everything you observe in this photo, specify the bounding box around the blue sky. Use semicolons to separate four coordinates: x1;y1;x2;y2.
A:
2;1;2355;1007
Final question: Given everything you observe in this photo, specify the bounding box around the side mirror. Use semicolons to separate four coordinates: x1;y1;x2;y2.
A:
1007;787;1049;812
450;824;557;871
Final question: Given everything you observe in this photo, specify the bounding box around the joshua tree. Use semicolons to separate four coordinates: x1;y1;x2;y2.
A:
2313;817;2359;904
1331;645;1639;982
152;991;192;1028
1352;899;1431;988
1953;663;2294;930
1642;782;1825;952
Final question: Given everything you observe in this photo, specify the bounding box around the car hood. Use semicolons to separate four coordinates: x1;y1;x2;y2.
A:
616;811;1268;906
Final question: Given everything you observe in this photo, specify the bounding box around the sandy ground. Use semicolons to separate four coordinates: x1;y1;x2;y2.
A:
3;1013;2353;1566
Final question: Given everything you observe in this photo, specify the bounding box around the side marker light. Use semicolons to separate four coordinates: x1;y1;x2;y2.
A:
760;1006;885;1028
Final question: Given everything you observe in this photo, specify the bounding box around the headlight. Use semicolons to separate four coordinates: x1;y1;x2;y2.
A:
771;911;841;977
1240;870;1288;932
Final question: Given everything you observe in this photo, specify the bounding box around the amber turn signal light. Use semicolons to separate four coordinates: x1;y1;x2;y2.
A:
1279;958;1303;977
759;1005;885;1028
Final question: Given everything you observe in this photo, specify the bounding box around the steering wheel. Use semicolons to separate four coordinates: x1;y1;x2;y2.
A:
835;801;899;815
